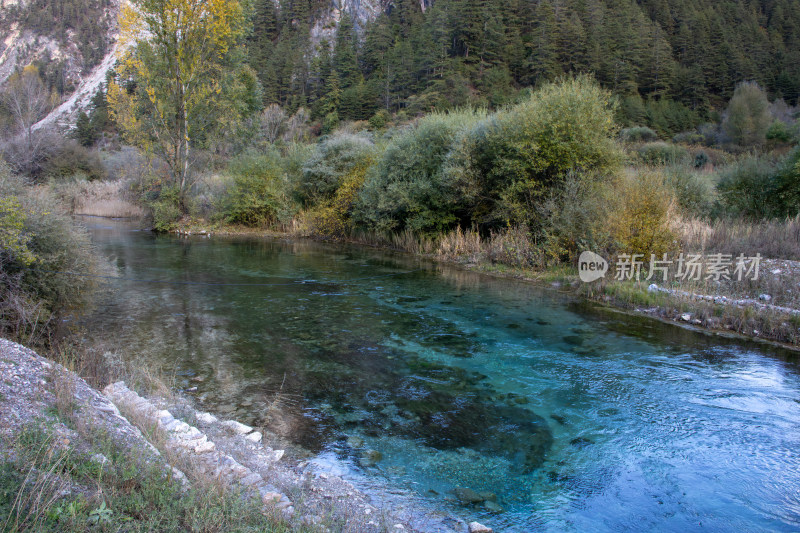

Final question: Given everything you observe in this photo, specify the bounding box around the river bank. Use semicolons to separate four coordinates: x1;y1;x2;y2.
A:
170;219;800;352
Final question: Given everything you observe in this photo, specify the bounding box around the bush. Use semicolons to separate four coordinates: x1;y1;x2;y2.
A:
635;142;690;166
41;140;107;181
722;81;771;146
0;164;104;345
298;133;376;207
218;151;291;227
620;126;658;143
693;151;710;168
663;166;714;217
608;170;679;258
537;172;612;264
309;161;373;238
672;131;704;145
766;120;793;143
447;75;621;230
368;109;390;130
715;155;781;219
355;110;483;234
776;148;800;217
149;184;182;231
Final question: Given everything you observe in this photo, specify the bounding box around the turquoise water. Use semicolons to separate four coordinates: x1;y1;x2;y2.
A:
82;218;800;532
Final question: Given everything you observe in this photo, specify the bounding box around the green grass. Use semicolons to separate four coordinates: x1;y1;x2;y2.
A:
1;424;303;533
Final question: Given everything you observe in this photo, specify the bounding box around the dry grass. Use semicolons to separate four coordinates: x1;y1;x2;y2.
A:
680;215;800;259
435;226;484;262
51;179;145;218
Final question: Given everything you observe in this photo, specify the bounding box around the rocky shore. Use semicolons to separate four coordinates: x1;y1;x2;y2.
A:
0;338;493;533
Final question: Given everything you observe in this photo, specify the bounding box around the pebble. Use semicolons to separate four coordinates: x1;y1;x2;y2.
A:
469;522;493;533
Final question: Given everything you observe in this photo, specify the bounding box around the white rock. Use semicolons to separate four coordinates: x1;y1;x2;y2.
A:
647;283;659;293
680;313;692;322
393;525;405;530
245;431;263;443
273;449;285;461
172;421;191;433
468;522;493;533
194;441;216;453
759;294;772;302
195;412;217;424
224;420;253;435
161;419;180;431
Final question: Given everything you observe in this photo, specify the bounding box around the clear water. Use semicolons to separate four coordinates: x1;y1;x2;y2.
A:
81;218;800;532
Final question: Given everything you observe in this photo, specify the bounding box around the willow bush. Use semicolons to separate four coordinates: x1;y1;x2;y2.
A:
446;75;621;231
355;110;484;235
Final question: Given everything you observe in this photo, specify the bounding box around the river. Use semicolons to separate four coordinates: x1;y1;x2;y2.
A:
80;217;800;532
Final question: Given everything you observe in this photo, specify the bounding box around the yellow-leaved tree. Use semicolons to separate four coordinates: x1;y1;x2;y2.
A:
108;0;259;205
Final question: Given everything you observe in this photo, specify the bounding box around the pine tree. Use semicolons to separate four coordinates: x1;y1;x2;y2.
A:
334;12;360;89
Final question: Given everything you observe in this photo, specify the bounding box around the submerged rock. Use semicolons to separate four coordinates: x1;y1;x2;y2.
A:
478;491;497;502
360;449;383;467
562;335;584;346
483;500;504;513
453;487;483;505
570;437;594;448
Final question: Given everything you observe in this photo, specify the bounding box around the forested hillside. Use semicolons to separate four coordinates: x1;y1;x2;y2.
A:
248;0;800;134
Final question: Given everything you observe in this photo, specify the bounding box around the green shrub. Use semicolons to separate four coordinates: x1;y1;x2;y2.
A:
42;140;107;181
149;184;182;231
368;109;390;130
322;112;340;135
716;155;781;219
635;142;690;166
0;164;103;345
620;126;658;143
448;75;621;230
355;110;483;234
218;151;290;227
766;120;793;143
299;133;376;207
644;99;703;137
693;151;710;168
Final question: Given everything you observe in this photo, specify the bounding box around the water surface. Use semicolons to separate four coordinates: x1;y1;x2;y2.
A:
81;218;800;532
